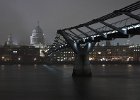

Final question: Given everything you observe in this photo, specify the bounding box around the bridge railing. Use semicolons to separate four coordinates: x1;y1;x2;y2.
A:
84;13;140;37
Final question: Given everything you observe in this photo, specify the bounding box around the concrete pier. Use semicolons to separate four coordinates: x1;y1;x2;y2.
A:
72;53;92;77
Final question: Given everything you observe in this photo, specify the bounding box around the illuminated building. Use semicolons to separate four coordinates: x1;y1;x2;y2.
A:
48;47;75;63
90;45;130;62
0;43;139;63
30;22;45;48
0;45;40;63
48;43;140;63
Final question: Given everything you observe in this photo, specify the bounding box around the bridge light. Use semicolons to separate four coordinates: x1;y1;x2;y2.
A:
103;33;107;38
82;38;85;42
95;35;100;37
111;30;117;33
135;24;140;28
91;36;94;40
122;29;127;34
127;26;134;30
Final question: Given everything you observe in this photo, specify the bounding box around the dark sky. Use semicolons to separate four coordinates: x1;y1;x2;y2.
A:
0;0;139;45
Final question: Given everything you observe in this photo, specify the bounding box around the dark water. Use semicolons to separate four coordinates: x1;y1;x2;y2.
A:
0;64;140;100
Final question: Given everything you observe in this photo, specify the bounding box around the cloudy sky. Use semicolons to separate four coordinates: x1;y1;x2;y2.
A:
0;0;139;45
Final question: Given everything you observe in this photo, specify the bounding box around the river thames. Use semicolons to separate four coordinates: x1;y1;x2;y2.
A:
0;64;140;100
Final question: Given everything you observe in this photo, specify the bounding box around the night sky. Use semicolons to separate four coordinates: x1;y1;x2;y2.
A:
0;0;139;45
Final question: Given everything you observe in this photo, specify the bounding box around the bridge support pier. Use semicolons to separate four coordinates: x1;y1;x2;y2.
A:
72;53;92;77
57;30;94;77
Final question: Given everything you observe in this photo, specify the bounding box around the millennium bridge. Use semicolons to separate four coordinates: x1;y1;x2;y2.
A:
45;1;140;77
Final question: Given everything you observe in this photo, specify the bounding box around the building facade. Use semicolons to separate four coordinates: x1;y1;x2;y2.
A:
47;44;140;63
30;24;45;48
0;45;40;63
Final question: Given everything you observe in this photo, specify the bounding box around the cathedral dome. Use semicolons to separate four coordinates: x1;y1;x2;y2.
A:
30;23;45;47
32;25;43;33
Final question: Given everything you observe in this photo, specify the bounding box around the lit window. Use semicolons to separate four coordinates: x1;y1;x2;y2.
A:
89;57;92;61
2;56;5;59
18;58;21;61
98;52;101;55
123;49;126;52
57;59;60;61
107;49;111;51
34;58;37;61
108;52;111;54
13;51;17;54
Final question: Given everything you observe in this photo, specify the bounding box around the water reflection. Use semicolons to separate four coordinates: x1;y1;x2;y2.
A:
127;64;133;72
73;77;93;100
63;64;67;68
102;64;106;67
102;64;106;72
34;64;37;69
1;65;5;71
0;64;139;100
17;64;21;70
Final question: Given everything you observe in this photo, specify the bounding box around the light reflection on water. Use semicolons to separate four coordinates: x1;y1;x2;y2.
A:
0;64;139;100
127;64;133;72
17;64;21;70
1;65;5;70
101;64;106;72
34;64;37;70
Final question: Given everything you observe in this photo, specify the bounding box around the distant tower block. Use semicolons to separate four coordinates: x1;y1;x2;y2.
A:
30;22;45;48
7;34;13;46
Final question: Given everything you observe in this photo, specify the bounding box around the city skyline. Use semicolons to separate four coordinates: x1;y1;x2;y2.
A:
0;0;139;45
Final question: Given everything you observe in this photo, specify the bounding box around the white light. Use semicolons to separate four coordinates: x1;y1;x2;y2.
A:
2;56;5;59
34;58;37;61
13;51;17;54
102;58;105;60
102;64;106;67
18;58;21;61
122;28;126;30
89;57;92;61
